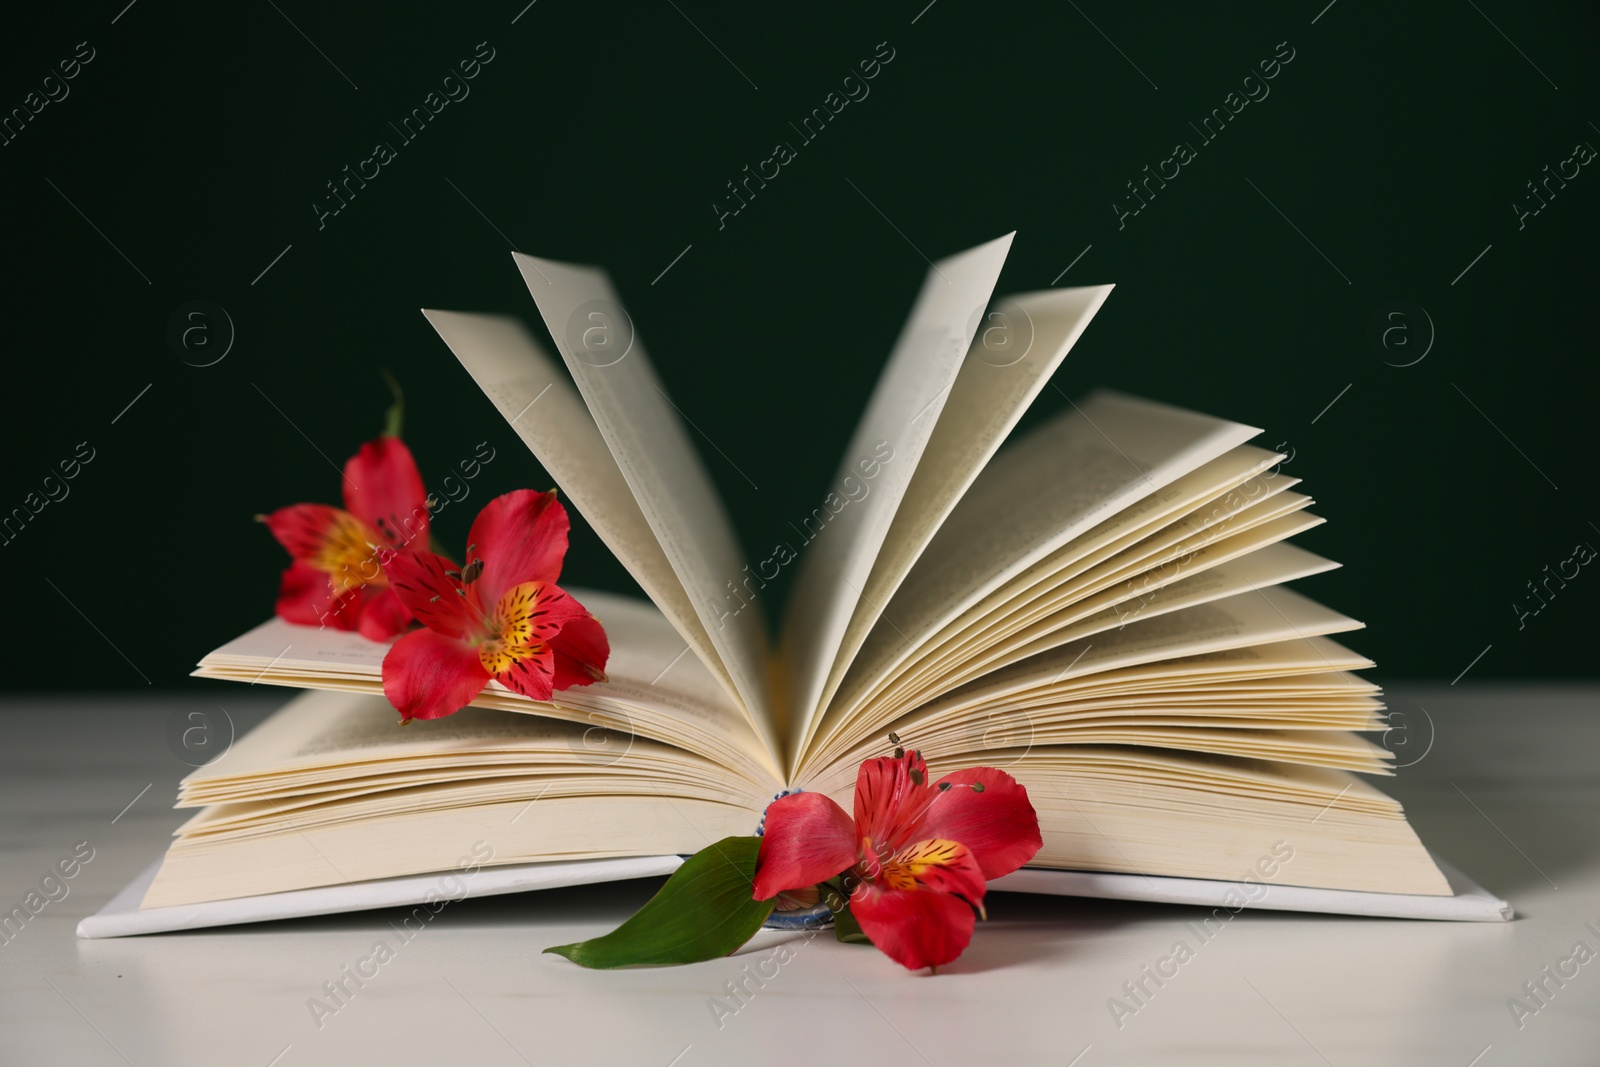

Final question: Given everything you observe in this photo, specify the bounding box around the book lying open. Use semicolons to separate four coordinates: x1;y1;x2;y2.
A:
106;233;1509;930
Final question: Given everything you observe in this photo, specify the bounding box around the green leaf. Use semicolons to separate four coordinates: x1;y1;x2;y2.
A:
832;902;872;945
545;836;774;968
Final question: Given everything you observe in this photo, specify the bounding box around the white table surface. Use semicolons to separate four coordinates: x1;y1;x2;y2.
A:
2;683;1596;1066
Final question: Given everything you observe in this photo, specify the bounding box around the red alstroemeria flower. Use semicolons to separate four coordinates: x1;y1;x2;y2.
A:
753;749;1042;972
261;436;431;641
379;489;609;721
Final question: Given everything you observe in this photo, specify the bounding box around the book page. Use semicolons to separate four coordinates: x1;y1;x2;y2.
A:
810;284;1115;745
780;233;1015;765
150;693;771;908
193;589;783;786
1043;637;1374;700
145;792;758;907
508;254;775;755
844;721;1389;774
177;690;762;809
846;448;1298;720
422;310;735;718
805;392;1261;771
811;583;1361;777
175;710;770;839
800;746;1446;896
934;586;1363;713
949;497;1320;666
872;537;1338;726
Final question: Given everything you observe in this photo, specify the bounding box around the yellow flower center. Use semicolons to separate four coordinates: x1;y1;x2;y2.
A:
313;511;387;595
877;839;966;892
477;582;550;675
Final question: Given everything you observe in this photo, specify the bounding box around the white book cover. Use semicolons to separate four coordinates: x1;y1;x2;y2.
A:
78;852;1510;941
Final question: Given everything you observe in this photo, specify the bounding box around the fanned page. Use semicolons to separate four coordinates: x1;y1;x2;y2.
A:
780;373;1453;902
807;285;1116;760
508;254;775;752
421;310;738;726
829;585;1372;771
143;690;767;907
847;451;1319;726
193;588;784;786
802;391;1262;776
779;233;1014;761
800;583;1450;896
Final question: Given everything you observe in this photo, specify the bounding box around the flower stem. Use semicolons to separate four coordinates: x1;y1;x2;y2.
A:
382;370;405;438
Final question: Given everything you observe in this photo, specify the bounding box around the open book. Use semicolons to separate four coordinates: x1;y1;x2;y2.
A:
120;234;1506;928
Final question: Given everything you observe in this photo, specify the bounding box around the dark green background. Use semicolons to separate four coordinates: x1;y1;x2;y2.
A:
2;0;1594;692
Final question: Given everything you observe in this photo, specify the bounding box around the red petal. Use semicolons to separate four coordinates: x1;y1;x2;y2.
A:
263;504;387;600
383;550;477;639
853;752;938;855
356;586;413;641
263;504;358;562
466;490;569;603
491;641;556;702
851;884;978;972
274;562;359;630
551;612;610;690
920;767;1043;880
342;437;430;551
752;792;857;900
381;629;488;721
